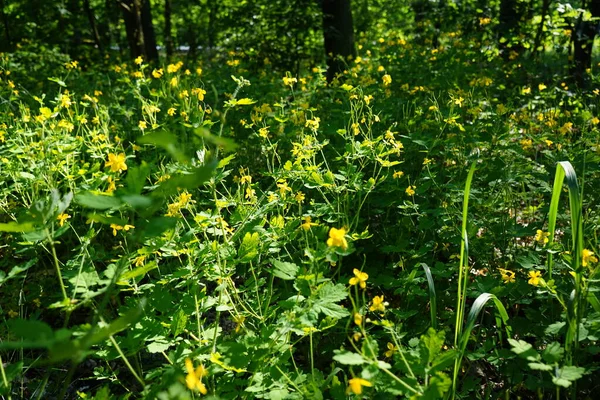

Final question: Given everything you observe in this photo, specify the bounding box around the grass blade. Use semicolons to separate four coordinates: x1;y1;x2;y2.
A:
420;263;437;330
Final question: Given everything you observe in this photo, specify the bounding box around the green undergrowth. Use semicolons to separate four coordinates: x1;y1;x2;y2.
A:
1;28;600;400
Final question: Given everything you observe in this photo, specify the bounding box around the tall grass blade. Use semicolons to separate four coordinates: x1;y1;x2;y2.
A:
454;161;477;346
545;161;585;366
452;293;511;397
420;263;437;330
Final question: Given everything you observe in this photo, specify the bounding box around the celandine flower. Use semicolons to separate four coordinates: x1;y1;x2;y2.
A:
347;377;372;395
105;153;128;173
369;295;385;312
327;227;348;250
528;271;542;286
349;268;368;289
582;249;598;267
185;358;208;394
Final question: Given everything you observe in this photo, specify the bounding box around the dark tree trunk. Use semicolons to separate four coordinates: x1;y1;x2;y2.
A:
498;0;524;59
533;0;551;56
571;0;600;86
0;0;11;51
321;0;356;83
84;0;104;54
140;0;158;62
164;0;173;59
207;0;217;50
67;0;83;52
120;0;145;59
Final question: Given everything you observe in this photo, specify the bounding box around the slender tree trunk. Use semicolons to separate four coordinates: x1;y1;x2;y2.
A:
321;0;356;83
571;0;600;86
68;0;82;52
164;0;173;59
498;0;523;59
140;0;158;62
120;0;145;59
0;0;11;51
84;0;104;54
533;0;551;56
207;0;217;50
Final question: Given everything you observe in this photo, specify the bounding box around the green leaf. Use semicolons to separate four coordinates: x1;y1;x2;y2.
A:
0;221;35;232
528;362;553;371
0;259;37;285
76;192;123;210
270;259;299;280
194;128;238;152
312;283;349;319
239;232;260;262
152;164;215;198
138;131;190;164
508;338;540;361
421;372;452;400
552;366;586;388
420;328;445;366
542;342;564;364
332;350;366;365
120;194;154;209
125;161;152;195
171;309;188;337
545;321;566;336
118;261;159;284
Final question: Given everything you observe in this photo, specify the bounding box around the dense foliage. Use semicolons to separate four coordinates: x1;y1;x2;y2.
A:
1;1;600;399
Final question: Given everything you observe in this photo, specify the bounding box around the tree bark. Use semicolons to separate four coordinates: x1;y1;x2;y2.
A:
571;0;600;86
120;0;145;59
140;0;158;62
0;0;11;51
164;0;173;59
533;0;551;56
321;0;356;83
84;0;104;54
498;0;524;59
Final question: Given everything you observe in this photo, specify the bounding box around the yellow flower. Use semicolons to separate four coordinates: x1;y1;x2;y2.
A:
369;295;385;312
353;312;363;326
152;68;163;78
522;87;531;95
301;216;318;231
582;249;598;267
283;75;297;87
534;229;549;245
327;227;348;250
60;93;72;108
245;187;256;201
538;83;547;91
168;107;176;116
138;120;147;130
393;170;404;179
294;191;305;203
110;223;135;236
196;88;207;101
134;56;143;65
349;268;368;289
382;74;392;86
499;268;515;284
347;377;372;395
405;185;416;196
56;213;71;227
384;342;397;358
528;270;542;286
105;153;128;173
185;358;208;394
